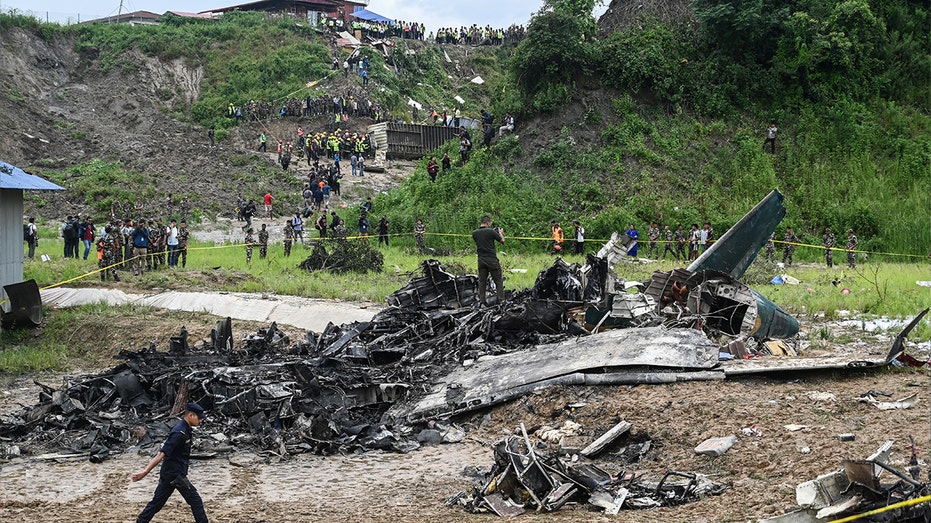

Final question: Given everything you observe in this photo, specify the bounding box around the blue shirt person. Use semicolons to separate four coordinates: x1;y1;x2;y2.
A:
131;402;209;523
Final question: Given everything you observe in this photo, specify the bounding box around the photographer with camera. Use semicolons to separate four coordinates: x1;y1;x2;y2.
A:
472;215;505;306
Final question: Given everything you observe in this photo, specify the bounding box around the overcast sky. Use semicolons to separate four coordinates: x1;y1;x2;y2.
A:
1;0;608;28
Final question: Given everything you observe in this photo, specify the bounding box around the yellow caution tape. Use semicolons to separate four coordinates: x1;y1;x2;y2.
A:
11;227;927;306
827;494;931;523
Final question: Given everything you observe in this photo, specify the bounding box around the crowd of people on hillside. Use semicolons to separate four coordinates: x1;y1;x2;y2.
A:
262;125;373;172
228;89;386;124
434;24;525;45
324;15;525;47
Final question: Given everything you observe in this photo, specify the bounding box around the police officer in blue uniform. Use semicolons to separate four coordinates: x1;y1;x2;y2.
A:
132;402;209;523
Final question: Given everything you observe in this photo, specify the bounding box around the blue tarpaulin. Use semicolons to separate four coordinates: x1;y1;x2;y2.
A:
350;8;394;25
0;161;64;190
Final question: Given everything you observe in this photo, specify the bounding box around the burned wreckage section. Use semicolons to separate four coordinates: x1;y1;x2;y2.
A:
3;189;876;515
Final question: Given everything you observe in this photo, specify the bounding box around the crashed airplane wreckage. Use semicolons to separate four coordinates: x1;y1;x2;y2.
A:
1;190;905;466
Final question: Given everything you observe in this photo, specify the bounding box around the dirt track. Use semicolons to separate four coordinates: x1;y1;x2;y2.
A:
2;366;928;523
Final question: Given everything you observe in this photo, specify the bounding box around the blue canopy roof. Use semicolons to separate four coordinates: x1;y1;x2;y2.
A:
0;161;64;190
350;8;394;25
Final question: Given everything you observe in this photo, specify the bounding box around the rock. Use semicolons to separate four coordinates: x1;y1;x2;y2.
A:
695;435;738;456
416;429;442;445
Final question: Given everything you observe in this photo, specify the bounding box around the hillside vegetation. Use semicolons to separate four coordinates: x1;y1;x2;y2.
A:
2;0;929;258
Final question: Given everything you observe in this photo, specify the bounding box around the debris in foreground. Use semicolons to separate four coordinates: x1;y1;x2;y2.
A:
760;439;930;523
448;424;728;515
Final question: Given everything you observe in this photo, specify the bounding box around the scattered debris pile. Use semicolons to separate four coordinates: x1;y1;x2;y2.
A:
298;234;384;274
0;188;811;461
761;439;930;522
448;423;728;516
0;260;591;460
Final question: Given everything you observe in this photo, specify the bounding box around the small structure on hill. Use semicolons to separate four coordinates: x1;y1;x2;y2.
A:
200;0;366;24
0;161;63;306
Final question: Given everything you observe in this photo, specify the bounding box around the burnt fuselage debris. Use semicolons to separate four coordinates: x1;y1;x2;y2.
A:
1;190;808;462
449;423;728;515
761;440;930;522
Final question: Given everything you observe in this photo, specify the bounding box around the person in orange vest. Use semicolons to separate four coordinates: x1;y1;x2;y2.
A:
550;221;564;254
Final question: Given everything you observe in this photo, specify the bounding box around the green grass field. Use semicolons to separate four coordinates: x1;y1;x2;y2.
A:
7;231;929;373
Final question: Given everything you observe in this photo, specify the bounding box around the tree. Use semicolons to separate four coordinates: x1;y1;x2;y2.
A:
510;0;597;111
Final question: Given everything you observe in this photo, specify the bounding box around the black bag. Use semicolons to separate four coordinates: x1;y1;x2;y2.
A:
63;221;77;240
169;475;193;492
23;224;33;242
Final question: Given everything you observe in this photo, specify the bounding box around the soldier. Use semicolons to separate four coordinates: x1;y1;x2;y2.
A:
765;232;775;263
703;222;715;252
258;223;269;259
122;219;134;269
152;219;167;269
244;228;255;264
414;219;426;253
674;225;687;261
140;220;158;271
98;226;120;282
662;225;677;261
283;220;294;257
177;220;190;268
822;227;836;267
647;222;660;258
846;229;858;268
782;226;799;266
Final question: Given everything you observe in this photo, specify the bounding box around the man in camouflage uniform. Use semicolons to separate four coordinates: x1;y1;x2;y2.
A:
99;226;121;282
765;232;775;263
122;219;134;270
148;220;165;270
244;228;255;264
846;229;858;268
702;222;715;253
110;220;123;268
414;219;426;253
282;220;294;257
258;223;269;259
822;228;835;268
782;226;799;266
647;222;660;258
674;225;687;261
177;220;190;268
661;225;677;260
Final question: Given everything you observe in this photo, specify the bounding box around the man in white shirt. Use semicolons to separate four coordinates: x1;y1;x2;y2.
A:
166;220;180;267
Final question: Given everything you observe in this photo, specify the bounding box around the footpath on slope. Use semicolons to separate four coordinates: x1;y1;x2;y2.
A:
40;287;380;332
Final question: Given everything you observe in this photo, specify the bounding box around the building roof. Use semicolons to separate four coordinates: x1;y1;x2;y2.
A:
166;11;217;19
0;161;65;191
82;10;162;25
201;0;343;15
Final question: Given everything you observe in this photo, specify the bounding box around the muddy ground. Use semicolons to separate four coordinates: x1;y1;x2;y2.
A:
1;315;928;523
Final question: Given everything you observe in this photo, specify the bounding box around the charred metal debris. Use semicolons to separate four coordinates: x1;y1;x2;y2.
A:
760;440;930;523
447;423;729;516
0;191;816;464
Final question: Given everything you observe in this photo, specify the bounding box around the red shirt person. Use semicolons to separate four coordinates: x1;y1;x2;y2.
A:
263;192;274;218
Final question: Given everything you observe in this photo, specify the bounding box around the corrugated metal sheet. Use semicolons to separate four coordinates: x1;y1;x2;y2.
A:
384;124;459;159
0;188;25;307
0;161;65;191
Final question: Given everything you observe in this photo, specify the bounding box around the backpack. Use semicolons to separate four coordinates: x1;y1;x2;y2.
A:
24;224;34;242
63;221;78;240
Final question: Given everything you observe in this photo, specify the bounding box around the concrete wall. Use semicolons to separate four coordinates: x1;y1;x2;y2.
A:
0;188;25;309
